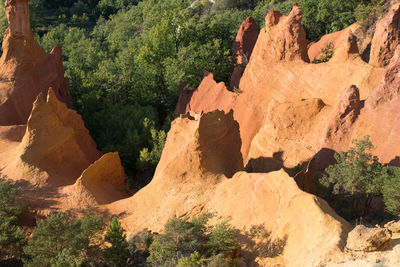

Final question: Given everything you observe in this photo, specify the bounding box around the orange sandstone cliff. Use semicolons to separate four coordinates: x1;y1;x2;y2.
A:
0;0;71;126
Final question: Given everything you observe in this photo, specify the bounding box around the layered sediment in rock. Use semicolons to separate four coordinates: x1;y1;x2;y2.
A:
4;89;101;187
0;0;71;125
110;111;349;266
71;153;128;208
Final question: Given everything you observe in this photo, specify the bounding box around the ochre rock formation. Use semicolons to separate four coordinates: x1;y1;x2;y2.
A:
230;16;258;90
349;46;400;164
0;0;71;125
177;4;383;164
370;3;400;67
4;89;101;187
175;72;236;115
70;152;128;208
323;85;362;152
263;4;309;62
247;98;332;169
109;111;349;266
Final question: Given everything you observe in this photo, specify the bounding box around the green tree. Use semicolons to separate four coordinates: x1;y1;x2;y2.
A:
23;213;102;267
207;222;238;256
320;136;396;217
382;167;400;215
176;251;206;267
103;217;130;267
0;179;25;261
147;214;211;266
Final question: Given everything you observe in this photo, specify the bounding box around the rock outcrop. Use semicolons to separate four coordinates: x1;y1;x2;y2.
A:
0;0;71;125
175;72;236;115
230;16;258;90
71;152;128;208
346;225;392;252
350;46;400;164
263;3;309;62
370;3;400;67
109;111;349;266
323;85;362;151
248;98;332;169
4;89;101;187
177;4;383;164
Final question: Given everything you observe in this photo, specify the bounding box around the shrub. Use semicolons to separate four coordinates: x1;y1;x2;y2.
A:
207;222;238;256
176;251;206;267
312;42;334;64
23;213;103;267
321;136;400;217
0;180;25;261
103;217;130;267
147;214;240;266
382;167;400;215
147;214;211;266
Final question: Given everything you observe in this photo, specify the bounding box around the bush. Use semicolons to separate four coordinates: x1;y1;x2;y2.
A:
207;222;238;256
147;214;240;266
176;251;206;267
312;42;334;64
382;167;400;215
321;136;400;217
23;213;103;267
103;217;130;267
0;180;25;261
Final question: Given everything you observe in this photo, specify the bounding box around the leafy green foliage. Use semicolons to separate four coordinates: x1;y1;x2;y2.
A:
147;214;239;266
382;167;400;215
207;222;238;256
176;251;206;267
321;136;386;197
312;42;334;64
103;217;130;267
0;180;25;261
23;213;103;267
321;136;400;217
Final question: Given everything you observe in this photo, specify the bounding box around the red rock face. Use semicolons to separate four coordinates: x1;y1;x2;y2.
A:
230;16;258;90
350;46;400;164
370;4;400;67
175;72;236;115
0;0;71;126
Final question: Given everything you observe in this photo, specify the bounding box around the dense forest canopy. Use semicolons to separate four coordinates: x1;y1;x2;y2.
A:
0;0;385;187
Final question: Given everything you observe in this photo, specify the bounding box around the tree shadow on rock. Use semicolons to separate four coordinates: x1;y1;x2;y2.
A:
237;224;287;264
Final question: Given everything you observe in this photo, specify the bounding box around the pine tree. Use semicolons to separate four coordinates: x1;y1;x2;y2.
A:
103;217;130;267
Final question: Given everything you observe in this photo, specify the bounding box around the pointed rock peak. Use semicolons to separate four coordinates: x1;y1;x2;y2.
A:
0;0;71;126
265;9;283;28
71;152;128;207
370;3;400;67
262;3;309;62
231;16;258;90
5;0;32;37
330;30;359;62
12;88;101;187
240;16;257;32
287;2;303;23
175;72;235;115
155;110;243;182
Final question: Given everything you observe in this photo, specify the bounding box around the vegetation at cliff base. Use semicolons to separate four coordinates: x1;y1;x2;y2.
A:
321;136;400;219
